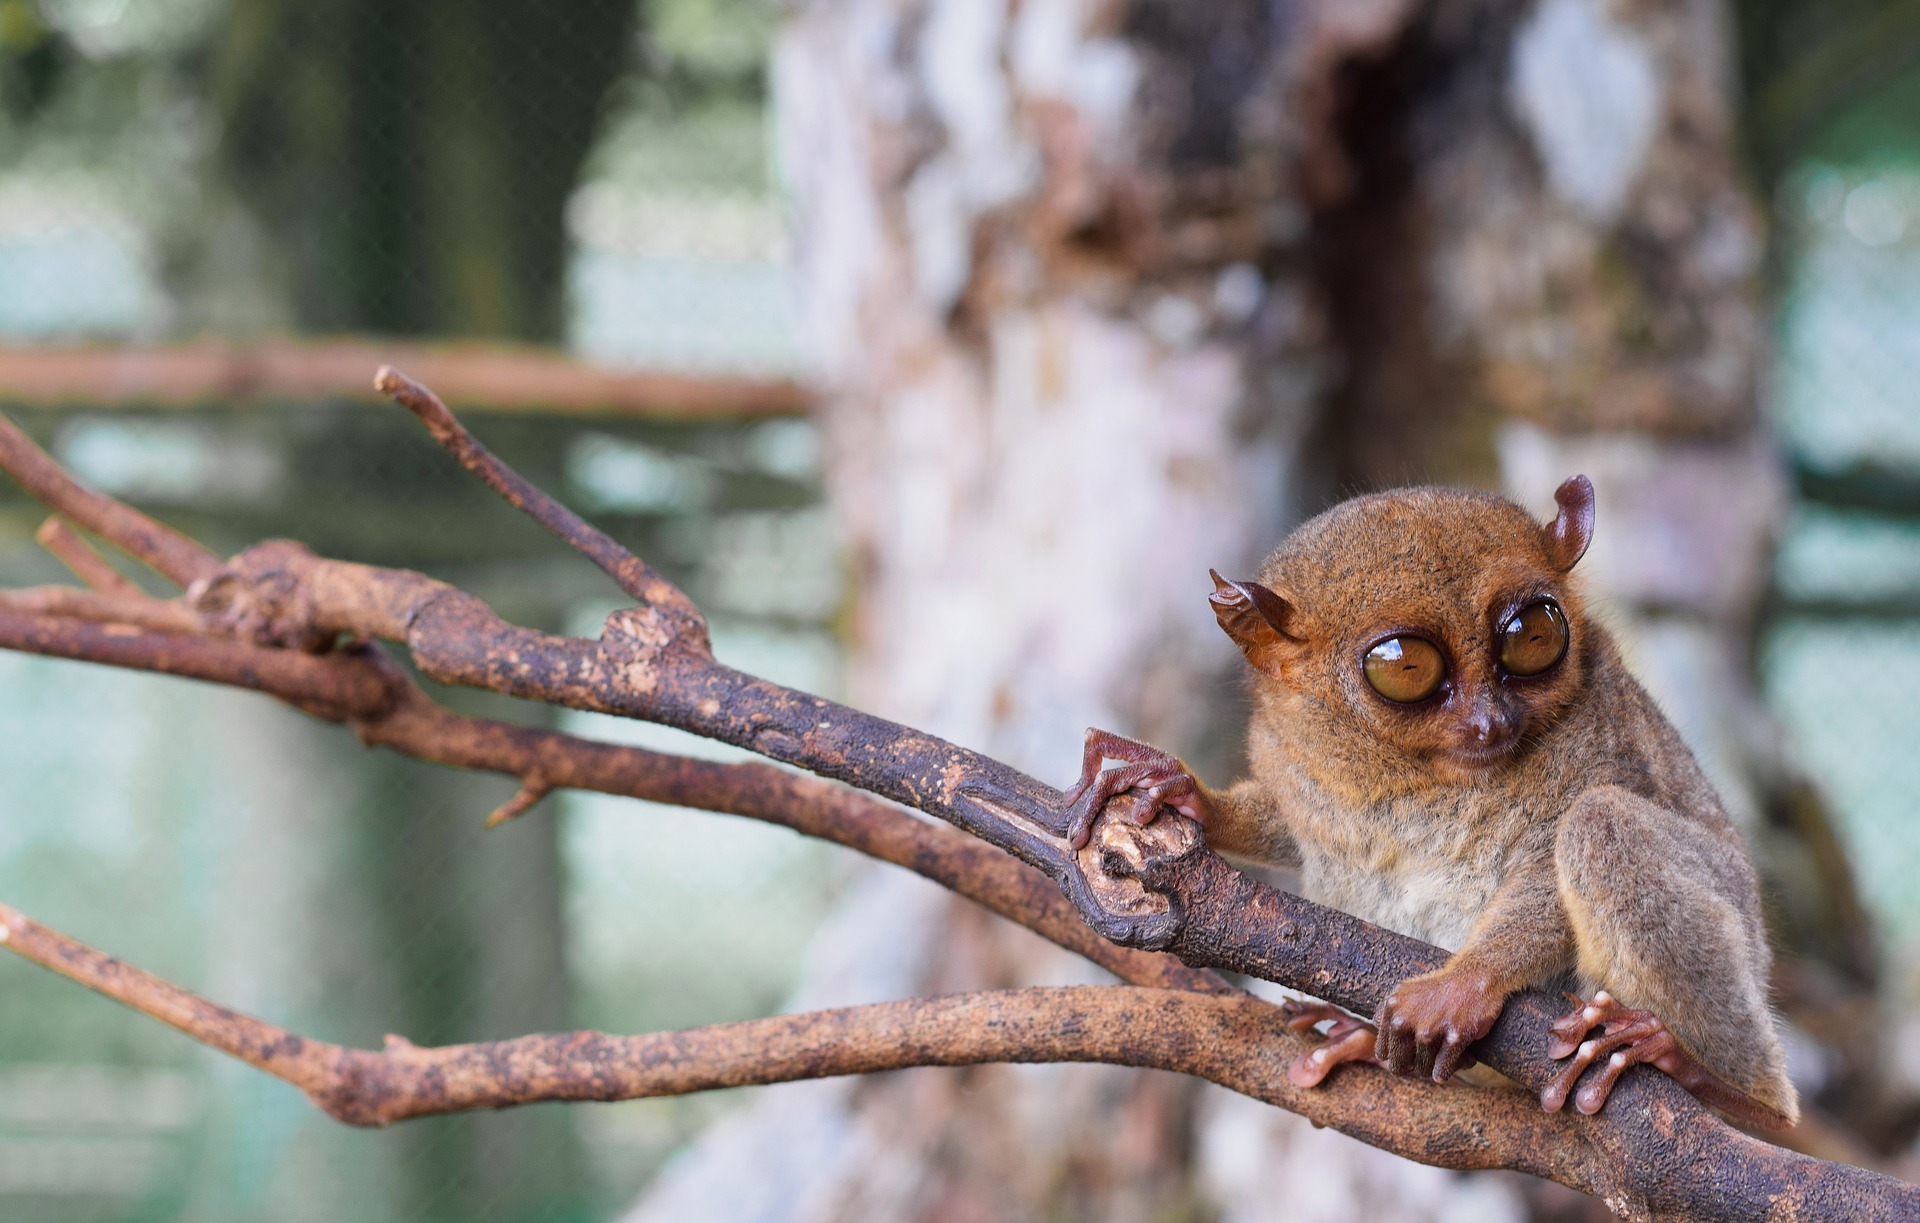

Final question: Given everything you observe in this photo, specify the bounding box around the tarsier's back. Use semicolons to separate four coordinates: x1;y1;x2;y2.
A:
1064;477;1798;1127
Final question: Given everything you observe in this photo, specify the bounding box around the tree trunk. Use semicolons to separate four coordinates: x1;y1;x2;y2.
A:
626;0;1803;1217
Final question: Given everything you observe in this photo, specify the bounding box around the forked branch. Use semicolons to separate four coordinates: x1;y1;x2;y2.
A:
0;379;1911;1222
374;366;703;630
0;600;1215;994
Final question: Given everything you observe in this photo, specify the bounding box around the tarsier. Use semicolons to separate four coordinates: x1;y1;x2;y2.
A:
1062;477;1797;1128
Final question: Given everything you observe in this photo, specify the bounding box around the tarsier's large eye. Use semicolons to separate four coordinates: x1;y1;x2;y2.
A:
1364;636;1446;703
1499;600;1569;677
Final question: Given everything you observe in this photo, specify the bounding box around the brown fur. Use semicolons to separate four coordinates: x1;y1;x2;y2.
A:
1200;484;1797;1122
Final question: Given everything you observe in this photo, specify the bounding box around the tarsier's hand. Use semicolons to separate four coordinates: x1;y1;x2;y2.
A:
1375;965;1506;1083
1059;727;1215;849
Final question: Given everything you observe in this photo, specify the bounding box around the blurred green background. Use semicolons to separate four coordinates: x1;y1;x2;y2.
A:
0;0;1916;1219
0;1;842;1219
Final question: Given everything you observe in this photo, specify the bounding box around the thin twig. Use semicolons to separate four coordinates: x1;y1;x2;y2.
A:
373;366;705;633
0;586;207;636
0;414;220;589
484;777;552;827
36;517;143;597
0;606;391;718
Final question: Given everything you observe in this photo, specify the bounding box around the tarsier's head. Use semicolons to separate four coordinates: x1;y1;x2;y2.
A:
1211;477;1595;784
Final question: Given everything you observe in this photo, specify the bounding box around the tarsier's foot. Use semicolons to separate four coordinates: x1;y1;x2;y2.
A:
1280;1000;1380;1088
1060;727;1212;849
1543;991;1791;1128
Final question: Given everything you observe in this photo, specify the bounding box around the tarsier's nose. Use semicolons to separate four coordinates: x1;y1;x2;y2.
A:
1466;702;1510;745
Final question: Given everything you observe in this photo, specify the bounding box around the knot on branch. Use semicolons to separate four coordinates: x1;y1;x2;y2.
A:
191;541;334;651
307;1045;402;1128
600;605;711;692
1060;792;1207;952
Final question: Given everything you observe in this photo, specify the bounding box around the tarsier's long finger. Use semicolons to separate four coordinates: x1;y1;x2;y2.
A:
1548;990;1620;1059
1279;1000;1351;1032
1378;1012;1417;1076
1080;727;1180;770
1061;731;1116;806
1289;1025;1378;1088
1571;1046;1644;1116
1067;728;1163;795
1142;773;1204;822
1431;1029;1478;1083
1540;1016;1660;1113
1065;762;1156;848
1410;1034;1440;1082
1063;727;1171;804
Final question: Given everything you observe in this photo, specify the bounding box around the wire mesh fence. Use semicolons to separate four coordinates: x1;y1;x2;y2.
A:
2;0;1920;1219
0;2;844;1220
1764;146;1920;964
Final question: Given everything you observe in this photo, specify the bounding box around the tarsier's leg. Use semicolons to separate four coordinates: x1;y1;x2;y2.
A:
1552;786;1797;1128
1280;1000;1380;1087
1060;727;1212;848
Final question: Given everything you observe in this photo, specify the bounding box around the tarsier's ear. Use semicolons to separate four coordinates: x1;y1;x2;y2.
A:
1545;475;1595;572
1209;569;1301;676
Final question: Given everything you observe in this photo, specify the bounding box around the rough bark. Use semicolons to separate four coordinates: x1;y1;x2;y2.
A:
750;1;1328;1216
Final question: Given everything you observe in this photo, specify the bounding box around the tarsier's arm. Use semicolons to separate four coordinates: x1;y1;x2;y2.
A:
1376;846;1572;1081
1195;778;1301;869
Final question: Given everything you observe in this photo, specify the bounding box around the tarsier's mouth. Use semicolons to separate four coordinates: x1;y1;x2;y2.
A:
1441;741;1517;770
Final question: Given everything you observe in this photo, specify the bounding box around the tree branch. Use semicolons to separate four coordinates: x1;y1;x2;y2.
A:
0;415;219;589
374;365;704;625
0;601;1216;994
0;585;209;635
35;516;143;596
0;471;1219;994
0;339;809;417
0;900;1603;1191
0;377;1913;1221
